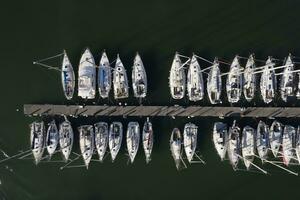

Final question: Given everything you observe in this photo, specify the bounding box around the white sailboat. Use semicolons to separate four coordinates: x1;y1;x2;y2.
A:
170;128;183;170
226;56;243;103
169;52;186;99
46;120;58;158
256;121;269;161
30;121;45;165
94;122;109;162
243;54;256;101
98;51;111;98
269;120;283;157
61;50;75;100
113;55;129;99
260;57;276;104
207;58;222;104
187;54;204;101
183;123;198;163
282;125;296;166
227;120;240;170
126;122;140;163
241;126;256;170
280;54;295;102
59;118;74;162
213;122;228;161
78;48;96;99
109;122;123;162
142;117;153;164
132;53;147;98
78;125;94;169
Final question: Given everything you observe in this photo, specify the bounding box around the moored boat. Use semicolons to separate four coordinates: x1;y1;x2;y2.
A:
243;54;256;101
256;120;269;161
183;122;198;163
142;117;153;164
170;128;183;170
132;53;147;98
282;125;296;166
126;122;140;163
98;51;112;98
113;55;129;99
260;57;276;104
109;122;123;162
227;120;240;170
94;122;109;162
30;121;45;165
187;54;204;101
78;48;96;99
213;122;228;161
280;54;295;102
269;120;283;157
295;126;300;164
78;125;94;169
61;50;75;100
46;120;58;158
169;52;186;99
226;56;243;103
59;118;74;162
207;58;222;104
241;126;255;170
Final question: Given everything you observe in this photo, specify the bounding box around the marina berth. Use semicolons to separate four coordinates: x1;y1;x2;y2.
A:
78;48;96;99
98;51;112;98
187;54;204;101
256;121;269;161
169;52;186;99
78;125;94;169
113;55;129;99
30;121;45;165
282;125;296;166
59;118;74;162
260;57;276;104
126;122;140;163
170;128;183;170
109;122;123;162
269;120;283;157
183;123;198;163
142;117;153;164
227;120;240;170
61;50;75;100
243;54;256;102
226;56;243;103
132;53;147;99
94;122;109;162
280;54;295;102
207;58;222;104
213;122;228;161
241;126;255;170
46;120;58;158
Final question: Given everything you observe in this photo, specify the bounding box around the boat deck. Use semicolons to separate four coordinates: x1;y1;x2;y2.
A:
23;104;300;118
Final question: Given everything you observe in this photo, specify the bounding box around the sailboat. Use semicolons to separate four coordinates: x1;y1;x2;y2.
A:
132;53;147;99
183;123;198;163
46;120;58;158
59;118;74;162
94;122;109;162
296;73;300;99
30;121;45;165
126;122;140;163
78;48;96;99
269;120;283;157
142;117;153;164
226;56;243;103
213;122;228;161
61;50;75;100
282;125;296;166
98;51;111;98
109;122;123;162
170;128;183;170
207;58;222;104
295;126;300;164
280;54;295;102
243;54;256;101
187;54;204;101
78;125;94;169
113;55;129;99
256;121;269;161
260;57;276;104
169;52;186;99
241;126;256;170
227;120;240;170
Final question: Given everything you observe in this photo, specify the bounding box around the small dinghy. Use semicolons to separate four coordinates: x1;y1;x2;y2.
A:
243;54;256;101
280;54;295;102
207;58;222;104
30;121;45;165
260;57;276;104
295;126;300;164
213;122;228;161
113;55;129;99
98;51;111;98
269;120;283;157
46;120;58;158
142;117;153;164
241;126;255;170
170;128;183;170
256;121;269;161
94;122;109;162
78;125;94;169
59;118;73;162
187;54;204;101
169;52;186;99
132;53;147;98
109;122;123;162
183;123;198;163
226;56;243;103
61;50;75;100
227;120;240;170
282;125;296;166
78;48;96;99
126;122;140;163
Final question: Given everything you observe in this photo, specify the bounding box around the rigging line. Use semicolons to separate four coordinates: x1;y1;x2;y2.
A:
34;52;64;63
193;54;214;64
0;149;32;163
33;61;61;72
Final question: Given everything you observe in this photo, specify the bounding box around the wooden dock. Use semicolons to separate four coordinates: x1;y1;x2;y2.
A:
23;104;300;118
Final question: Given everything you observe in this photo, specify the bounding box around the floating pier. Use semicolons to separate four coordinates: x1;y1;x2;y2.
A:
23;104;300;118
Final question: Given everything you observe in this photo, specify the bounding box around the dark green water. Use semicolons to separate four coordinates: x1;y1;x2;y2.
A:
1;0;300;199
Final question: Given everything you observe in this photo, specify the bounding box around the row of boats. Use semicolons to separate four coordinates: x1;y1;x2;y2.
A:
213;120;300;172
170;52;300;104
36;48;147;100
30;118;153;168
